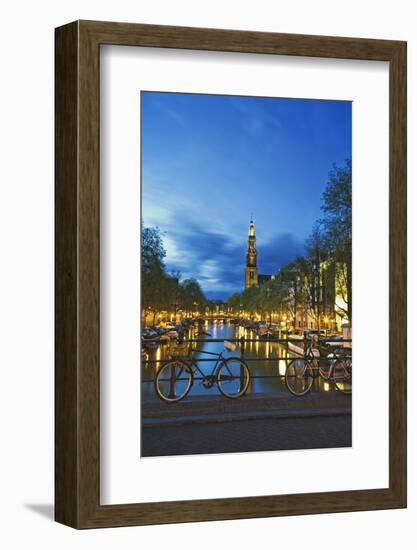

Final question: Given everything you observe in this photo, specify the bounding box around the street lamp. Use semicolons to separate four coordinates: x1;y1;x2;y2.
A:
323;315;329;337
147;306;152;327
266;287;272;327
172;301;179;323
283;314;288;337
294;274;300;332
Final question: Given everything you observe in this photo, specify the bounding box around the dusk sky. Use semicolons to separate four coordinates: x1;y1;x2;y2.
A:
141;92;351;301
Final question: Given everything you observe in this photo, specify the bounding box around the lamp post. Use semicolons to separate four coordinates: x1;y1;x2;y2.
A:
323;315;329;337
266;287;272;327
172;302;179;323
294;274;301;332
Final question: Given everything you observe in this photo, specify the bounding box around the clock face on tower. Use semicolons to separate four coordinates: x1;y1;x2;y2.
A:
247;253;256;265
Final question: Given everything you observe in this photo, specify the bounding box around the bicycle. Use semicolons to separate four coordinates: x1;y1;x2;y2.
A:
154;333;251;402
285;333;352;396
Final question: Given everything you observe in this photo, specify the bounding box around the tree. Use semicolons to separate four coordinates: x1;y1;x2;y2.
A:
141;224;166;272
320;159;352;324
179;278;206;316
304;224;329;326
141;225;167;321
227;293;242;314
279;258;311;328
223;159;352;332
141;226;208;324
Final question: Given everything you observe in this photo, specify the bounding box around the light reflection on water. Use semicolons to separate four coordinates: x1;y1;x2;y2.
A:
141;321;337;402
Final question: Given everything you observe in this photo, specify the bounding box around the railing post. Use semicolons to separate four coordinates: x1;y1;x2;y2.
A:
239;336;245;358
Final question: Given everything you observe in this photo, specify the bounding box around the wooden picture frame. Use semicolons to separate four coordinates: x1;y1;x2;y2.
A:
55;20;407;528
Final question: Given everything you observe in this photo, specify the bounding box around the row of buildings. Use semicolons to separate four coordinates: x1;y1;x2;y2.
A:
243;219;349;333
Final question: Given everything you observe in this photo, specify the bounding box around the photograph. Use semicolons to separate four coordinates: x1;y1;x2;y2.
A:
140;91;352;457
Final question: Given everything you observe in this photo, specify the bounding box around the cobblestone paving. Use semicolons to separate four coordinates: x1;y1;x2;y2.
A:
141;392;352;456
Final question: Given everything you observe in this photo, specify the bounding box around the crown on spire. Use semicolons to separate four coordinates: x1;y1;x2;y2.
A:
248;217;255;237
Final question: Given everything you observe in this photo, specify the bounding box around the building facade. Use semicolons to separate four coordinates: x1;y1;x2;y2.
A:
241;219;349;334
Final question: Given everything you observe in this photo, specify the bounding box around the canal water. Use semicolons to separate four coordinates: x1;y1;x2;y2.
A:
141;321;336;402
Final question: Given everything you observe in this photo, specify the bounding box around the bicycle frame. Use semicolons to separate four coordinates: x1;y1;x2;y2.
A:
155;339;251;403
303;340;349;383
184;347;226;380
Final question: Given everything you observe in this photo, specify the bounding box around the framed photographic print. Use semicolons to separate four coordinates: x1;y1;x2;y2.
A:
55;20;407;528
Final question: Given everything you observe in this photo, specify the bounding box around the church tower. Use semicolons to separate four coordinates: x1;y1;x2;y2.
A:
245;219;258;288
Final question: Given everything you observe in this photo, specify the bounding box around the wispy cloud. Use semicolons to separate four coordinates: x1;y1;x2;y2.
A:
141;91;351;300
143;170;305;299
154;214;304;298
228;96;282;137
147;96;188;128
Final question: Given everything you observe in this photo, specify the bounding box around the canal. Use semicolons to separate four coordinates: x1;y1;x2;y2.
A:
141;321;336;402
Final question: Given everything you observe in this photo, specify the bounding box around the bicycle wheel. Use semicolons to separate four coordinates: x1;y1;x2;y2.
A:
154;359;193;402
332;357;352;395
285;359;314;396
217;358;250;398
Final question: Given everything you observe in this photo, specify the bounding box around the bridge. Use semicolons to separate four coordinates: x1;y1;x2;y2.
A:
141;335;352;456
195;315;236;322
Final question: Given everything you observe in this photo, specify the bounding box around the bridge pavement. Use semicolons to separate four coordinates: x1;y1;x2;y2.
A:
141;392;351;457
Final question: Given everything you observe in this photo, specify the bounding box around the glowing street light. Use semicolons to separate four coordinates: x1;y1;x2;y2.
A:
323;315;329;336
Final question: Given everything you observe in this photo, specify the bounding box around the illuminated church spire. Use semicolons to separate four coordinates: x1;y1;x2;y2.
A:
245;218;258;288
248;219;255;237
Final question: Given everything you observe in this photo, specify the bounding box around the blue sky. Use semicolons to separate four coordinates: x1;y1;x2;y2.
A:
141;92;351;301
